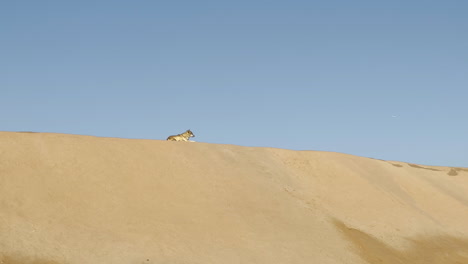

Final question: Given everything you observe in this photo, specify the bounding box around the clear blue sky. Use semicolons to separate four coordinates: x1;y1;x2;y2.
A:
2;0;467;167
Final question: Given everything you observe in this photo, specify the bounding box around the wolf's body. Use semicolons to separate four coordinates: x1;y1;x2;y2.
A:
166;130;195;142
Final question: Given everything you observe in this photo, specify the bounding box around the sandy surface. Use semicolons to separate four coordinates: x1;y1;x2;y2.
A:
1;132;467;264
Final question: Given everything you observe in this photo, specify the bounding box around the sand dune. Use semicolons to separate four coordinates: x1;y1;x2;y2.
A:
1;132;467;264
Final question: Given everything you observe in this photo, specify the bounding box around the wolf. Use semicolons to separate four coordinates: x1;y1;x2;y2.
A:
166;129;195;142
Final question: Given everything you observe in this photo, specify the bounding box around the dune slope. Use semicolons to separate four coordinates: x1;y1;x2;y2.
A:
1;132;467;264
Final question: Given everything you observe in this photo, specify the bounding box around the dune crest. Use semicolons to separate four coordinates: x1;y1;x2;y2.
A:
1;132;467;264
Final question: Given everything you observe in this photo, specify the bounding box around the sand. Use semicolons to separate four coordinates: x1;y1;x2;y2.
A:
0;132;467;264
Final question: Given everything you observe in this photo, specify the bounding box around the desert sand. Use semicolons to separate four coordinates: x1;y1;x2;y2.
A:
1;132;467;264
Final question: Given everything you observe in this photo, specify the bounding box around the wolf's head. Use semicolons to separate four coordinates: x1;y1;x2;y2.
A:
186;129;195;138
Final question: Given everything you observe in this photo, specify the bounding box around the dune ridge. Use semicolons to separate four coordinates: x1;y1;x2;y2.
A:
1;132;467;264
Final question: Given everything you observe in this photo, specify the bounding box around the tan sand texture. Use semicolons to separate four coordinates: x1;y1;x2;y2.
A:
1;132;467;264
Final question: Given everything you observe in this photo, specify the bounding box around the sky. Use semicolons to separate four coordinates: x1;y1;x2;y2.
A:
1;0;467;167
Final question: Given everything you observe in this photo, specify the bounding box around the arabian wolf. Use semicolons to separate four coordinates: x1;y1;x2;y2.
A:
166;129;195;142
